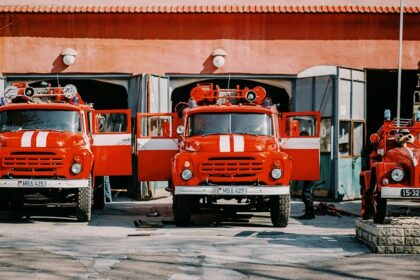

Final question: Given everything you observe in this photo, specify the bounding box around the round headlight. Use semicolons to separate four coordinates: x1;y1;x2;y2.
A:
271;168;283;180
390;168;404;182
181;169;193;181
71;162;82;174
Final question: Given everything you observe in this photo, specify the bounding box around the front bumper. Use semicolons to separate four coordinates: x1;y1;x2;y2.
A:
174;185;289;196
381;187;420;199
0;179;90;189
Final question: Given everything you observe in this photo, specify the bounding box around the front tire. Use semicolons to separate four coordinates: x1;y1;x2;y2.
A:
270;194;290;227
76;187;92;222
372;190;387;224
173;195;191;227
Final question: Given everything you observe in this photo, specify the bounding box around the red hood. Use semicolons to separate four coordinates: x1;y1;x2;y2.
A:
183;134;278;153
0;131;86;148
385;147;420;166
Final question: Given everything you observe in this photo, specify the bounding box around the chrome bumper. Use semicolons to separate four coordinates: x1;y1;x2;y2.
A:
174;185;290;196
0;179;90;189
381;187;420;199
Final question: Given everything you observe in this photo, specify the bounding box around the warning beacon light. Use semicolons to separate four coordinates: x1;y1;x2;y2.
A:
3;82;82;104
4;86;19;100
63;84;78;99
189;84;267;105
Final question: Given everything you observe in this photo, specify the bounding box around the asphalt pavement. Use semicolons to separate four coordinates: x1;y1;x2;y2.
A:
0;197;419;280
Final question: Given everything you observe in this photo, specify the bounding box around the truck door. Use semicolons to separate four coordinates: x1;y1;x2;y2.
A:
280;112;321;180
91;109;132;176
137;113;179;181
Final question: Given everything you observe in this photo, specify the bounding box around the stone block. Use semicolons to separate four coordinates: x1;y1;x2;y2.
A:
376;246;394;254
413;237;420;245
386;228;404;237
386;237;404;245
405;237;414;245
377;227;387;236
404;246;413;254
378;237;387;246
405;228;420;237
412;246;420;254
395;246;405;254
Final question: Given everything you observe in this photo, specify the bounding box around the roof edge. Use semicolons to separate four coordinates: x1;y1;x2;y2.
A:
0;5;419;14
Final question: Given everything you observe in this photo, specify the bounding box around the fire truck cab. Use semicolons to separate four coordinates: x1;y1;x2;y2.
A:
360;110;420;223
0;83;132;221
137;84;321;227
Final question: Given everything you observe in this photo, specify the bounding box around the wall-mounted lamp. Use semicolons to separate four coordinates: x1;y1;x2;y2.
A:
212;48;227;68
61;48;78;66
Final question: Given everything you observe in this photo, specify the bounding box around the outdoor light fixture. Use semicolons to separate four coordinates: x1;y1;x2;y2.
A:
211;48;227;68
61;48;78;66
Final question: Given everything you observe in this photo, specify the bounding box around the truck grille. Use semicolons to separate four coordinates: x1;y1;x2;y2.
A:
2;152;64;176
200;157;263;178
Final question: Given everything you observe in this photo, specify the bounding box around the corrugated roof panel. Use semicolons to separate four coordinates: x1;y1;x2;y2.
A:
0;5;419;14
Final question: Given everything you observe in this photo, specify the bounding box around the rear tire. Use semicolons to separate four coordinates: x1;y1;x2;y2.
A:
76;187;92;222
173;195;191;227
361;188;372;220
270;194;290;227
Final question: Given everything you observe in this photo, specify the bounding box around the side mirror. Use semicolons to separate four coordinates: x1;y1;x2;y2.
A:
370;133;380;144
176;125;185;135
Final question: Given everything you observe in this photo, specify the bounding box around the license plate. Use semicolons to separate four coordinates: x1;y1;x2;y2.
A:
218;187;247;195
401;189;420;197
18;180;47;188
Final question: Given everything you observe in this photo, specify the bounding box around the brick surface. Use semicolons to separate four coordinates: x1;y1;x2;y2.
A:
356;218;420;254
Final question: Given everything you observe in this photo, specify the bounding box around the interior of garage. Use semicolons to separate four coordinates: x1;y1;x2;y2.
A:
171;79;290;112
366;70;419;137
27;79;128;110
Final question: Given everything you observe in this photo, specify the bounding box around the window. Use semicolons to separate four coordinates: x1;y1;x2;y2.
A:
0;109;81;133
285;116;317;137
188;113;273;137
339;121;351;156
97;113;128;133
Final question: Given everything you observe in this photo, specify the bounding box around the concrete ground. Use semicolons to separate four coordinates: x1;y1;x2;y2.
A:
0;197;419;280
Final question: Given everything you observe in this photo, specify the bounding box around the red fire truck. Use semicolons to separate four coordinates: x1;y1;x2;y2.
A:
137;84;321;227
0;82;320;226
360;110;420;223
0;83;132;221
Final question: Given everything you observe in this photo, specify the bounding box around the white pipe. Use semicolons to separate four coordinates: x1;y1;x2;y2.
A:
396;0;404;119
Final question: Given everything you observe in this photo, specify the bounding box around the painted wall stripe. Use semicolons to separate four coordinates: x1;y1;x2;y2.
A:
280;138;320;149
219;135;230;152
93;134;131;146
137;138;178;151
36;131;49;147
21;131;34;147
233;135;244;152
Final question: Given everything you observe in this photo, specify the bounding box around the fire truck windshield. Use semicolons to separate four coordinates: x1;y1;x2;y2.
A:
188;113;273;137
0;109;81;133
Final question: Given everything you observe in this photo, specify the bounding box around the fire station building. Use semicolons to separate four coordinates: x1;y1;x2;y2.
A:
1;0;420;200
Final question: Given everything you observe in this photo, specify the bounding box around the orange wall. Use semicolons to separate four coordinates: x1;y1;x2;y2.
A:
1;13;419;75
